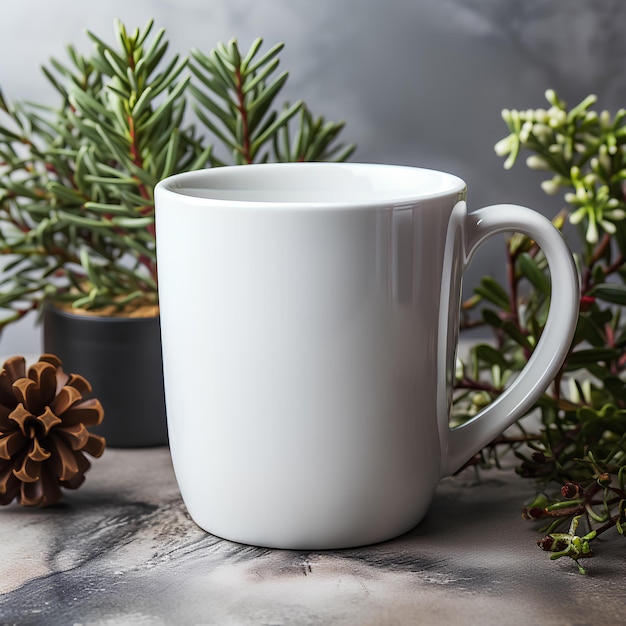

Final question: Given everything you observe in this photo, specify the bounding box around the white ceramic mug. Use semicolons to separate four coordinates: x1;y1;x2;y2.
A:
155;163;579;550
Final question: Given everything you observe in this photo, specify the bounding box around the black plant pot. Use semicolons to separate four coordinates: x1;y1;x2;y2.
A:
43;305;168;447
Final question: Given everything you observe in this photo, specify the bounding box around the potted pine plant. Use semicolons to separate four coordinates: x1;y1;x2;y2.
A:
0;20;354;446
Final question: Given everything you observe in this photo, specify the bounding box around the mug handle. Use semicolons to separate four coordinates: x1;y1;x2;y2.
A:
439;203;580;477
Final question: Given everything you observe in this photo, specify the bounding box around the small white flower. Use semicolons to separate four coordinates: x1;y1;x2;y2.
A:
455;357;464;381
586;218;599;244
526;155;550;170
532;123;552;141
545;89;558;105
519;121;534;142
584;174;596;187
599;219;616;234
494;136;512;156
569;207;586;224
599;150;612;172
548;108;567;127
503;153;517;170
541;179;560;195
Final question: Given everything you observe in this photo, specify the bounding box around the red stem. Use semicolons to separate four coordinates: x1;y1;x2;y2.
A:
456;379;500;394
127;114;157;284
234;68;252;164
507;247;520;327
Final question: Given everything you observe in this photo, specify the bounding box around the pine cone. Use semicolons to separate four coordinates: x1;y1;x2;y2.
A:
0;354;105;506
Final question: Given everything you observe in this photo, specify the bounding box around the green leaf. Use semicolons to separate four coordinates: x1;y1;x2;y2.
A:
142;26;168;73
247;71;289;128
246;41;284;75
110;215;154;229
79;247;105;289
589;283;626;305
187;143;215;171
83;174;137;186
503;321;533;349
227;39;241;68
250;100;301;158
242;57;280;95
188;59;232;101
474;276;510;310
482;308;503;328
207;48;238;90
103;48;129;81
131;85;154;119
613;221;626;257
565;348;619;370
147;55;187;98
326;142;356;163
83;201;138;216
302;119;351;161
57;211;113;230
475;343;510;370
237;38;263;70
518;252;551;296
160;128;181;178
191;103;237;152
188;83;236;134
136;76;189;133
46;182;85;205
575;314;608;347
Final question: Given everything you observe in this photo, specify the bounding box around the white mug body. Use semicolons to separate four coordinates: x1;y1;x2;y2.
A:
155;163;578;549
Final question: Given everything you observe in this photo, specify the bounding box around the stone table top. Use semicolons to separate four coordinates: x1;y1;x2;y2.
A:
1;447;624;626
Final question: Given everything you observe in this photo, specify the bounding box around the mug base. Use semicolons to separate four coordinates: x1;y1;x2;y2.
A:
187;513;428;551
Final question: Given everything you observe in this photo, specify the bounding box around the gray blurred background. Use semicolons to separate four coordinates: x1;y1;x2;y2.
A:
1;0;626;354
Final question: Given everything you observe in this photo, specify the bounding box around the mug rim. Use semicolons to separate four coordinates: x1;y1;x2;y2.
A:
155;162;466;209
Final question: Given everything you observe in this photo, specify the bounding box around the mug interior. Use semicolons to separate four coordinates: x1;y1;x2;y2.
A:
158;162;465;206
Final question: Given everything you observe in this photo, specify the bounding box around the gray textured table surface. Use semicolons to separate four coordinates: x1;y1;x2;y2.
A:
1;447;624;626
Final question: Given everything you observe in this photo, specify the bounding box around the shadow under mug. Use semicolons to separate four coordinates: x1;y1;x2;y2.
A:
155;162;579;550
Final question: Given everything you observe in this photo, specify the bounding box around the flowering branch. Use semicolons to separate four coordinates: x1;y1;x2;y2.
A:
457;90;626;573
